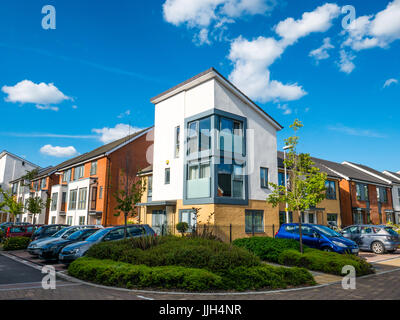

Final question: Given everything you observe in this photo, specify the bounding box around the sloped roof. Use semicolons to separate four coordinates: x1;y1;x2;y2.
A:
277;151;341;179
344;162;397;184
314;158;390;186
150;67;283;131
55;127;153;172
383;171;400;182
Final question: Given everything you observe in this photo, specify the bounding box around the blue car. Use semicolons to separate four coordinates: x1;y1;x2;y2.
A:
276;223;359;254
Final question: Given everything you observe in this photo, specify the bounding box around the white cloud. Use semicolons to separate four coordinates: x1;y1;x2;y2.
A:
36;105;59;112
275;3;341;46
383;78;398;88
309;37;335;61
228;3;340;103
2;80;71;109
338;50;355;74
92;124;144;144
40;145;78;158
117;110;131;119
327;124;387;138
342;0;400;51
276;104;292;115
72;105;78;109
162;0;277;44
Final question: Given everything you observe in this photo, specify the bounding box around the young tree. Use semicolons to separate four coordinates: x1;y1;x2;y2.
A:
20;169;39;187
0;190;24;222
114;168;147;239
267;119;327;253
25;196;50;227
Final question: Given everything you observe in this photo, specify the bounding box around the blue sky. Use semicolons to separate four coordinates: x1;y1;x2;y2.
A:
0;0;399;172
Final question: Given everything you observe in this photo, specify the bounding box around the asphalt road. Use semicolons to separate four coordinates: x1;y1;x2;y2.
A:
0;254;44;285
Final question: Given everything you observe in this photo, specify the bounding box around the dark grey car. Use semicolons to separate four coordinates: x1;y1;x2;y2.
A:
341;225;400;254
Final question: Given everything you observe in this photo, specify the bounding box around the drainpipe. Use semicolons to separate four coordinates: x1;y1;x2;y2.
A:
349;180;354;226
104;155;111;227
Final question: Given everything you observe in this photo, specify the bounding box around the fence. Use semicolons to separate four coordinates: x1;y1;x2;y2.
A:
157;224;278;243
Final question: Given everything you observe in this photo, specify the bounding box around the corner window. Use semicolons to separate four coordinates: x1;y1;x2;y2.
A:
165;168;170;185
356;183;369;201
218;117;243;154
217;158;244;199
187;161;211;199
325;180;336;200
187;117;211;155
90;161;97;176
245;210;264;233
260;167;269;189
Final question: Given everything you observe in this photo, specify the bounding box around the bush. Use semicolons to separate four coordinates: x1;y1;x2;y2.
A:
176;222;189;234
68;258;223;291
69;257;315;292
87;236;261;273
278;248;374;276
3;237;31;251
233;237;302;262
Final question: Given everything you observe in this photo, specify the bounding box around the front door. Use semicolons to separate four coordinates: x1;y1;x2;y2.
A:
152;210;167;235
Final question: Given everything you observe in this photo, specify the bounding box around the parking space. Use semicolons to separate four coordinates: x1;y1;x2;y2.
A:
6;250;68;272
359;249;400;263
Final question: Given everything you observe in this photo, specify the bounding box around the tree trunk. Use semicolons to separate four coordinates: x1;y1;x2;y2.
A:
298;210;303;254
124;212;128;239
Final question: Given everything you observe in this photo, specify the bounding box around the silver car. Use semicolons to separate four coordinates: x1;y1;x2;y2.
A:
27;225;103;256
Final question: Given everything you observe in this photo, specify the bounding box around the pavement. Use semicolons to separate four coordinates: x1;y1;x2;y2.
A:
0;249;399;300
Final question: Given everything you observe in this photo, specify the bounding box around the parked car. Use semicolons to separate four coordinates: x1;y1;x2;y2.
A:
27;225;104;256
276;223;359;254
31;224;68;241
3;224;42;239
59;224;156;264
341;225;400;254
39;228;100;261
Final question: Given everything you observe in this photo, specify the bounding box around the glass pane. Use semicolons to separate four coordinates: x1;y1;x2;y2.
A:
188;165;199;180
199;163;210;178
199;118;211;151
188;122;198;154
220;118;233;152
233;180;243;198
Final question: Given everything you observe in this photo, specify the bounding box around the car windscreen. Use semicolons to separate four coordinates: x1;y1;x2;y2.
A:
33;226;45;235
85;229;110;242
51;227;68;237
312;225;342;238
384;227;399;237
67;230;86;240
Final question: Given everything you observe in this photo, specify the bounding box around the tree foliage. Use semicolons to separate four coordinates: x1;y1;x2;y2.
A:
267;119;327;253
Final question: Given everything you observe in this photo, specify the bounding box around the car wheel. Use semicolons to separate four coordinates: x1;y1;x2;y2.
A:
322;247;333;252
371;241;385;254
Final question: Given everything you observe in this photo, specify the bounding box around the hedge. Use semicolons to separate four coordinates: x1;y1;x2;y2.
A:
68;257;315;292
3;237;31;251
232;237;302;262
278;249;374;276
86;236;261;273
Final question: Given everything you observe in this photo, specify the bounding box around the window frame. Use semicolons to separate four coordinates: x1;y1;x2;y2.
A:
90;161;98;176
165;168;170;185
50;192;58;211
325;180;337;200
260;167;269;189
68;189;78;210
78;187;88;210
174;126;180;158
245;210;264;234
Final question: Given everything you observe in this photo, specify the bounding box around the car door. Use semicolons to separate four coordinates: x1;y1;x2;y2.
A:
301;226;319;248
103;228;125;242
360;226;376;250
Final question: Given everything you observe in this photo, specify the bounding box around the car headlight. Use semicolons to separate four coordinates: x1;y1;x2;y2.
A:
332;241;348;248
72;248;81;254
29;244;37;248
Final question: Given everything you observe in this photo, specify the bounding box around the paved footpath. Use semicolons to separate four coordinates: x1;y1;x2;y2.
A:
1;252;400;300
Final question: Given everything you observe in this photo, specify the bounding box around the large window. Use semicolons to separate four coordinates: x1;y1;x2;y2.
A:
74;165;84;180
187;117;211;155
78;187;87;210
245;210;264;233
179;210;197;232
63;169;72;182
61;192;67;212
260;167;269;189
90;161;97;176
217;158;244;199
68;189;77;210
325;180;336;200
219;117;243;154
356;183;369;201
174;126;180;158
187;161;211;199
41;178;46;189
377;187;388;203
51;193;58;211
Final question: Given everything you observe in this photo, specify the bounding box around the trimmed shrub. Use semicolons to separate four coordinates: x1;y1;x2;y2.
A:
68;257;223;291
69;257;315;292
3;237;31;251
86;236;261;273
278;248;374;276
233;237;302;262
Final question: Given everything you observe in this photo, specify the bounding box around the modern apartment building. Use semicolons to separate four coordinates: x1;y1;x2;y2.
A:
48;128;153;226
382;171;400;224
137;68;283;240
277;152;343;227
316;159;393;226
0;151;39;222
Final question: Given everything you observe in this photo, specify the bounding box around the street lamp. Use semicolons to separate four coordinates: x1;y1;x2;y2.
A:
283;145;293;223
